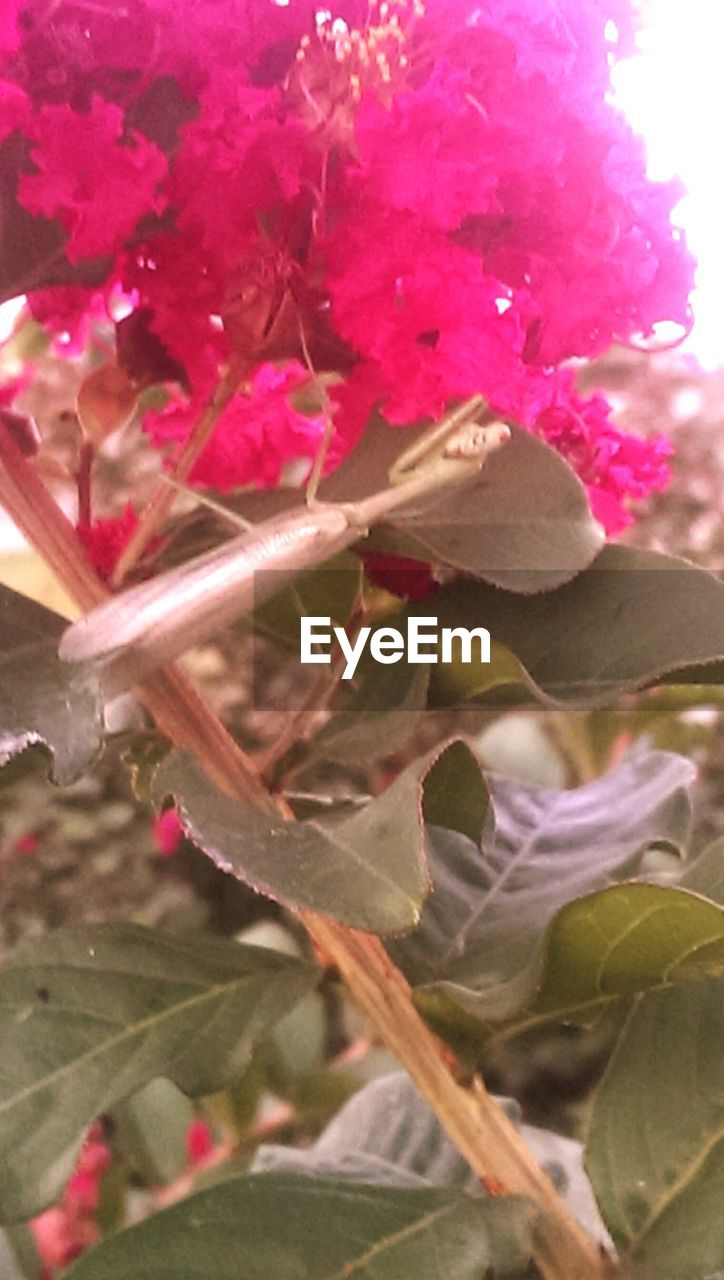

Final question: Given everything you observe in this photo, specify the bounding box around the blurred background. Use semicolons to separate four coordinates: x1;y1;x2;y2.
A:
1;0;724;1220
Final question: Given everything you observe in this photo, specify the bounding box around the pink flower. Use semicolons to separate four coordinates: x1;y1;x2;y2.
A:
27;286;115;355
186;1118;215;1167
5;0;694;527
31;1125;110;1278
152;809;184;858
0;0;21;56
14;832;39;856
144;361;322;491
324;203;528;423
77;504;140;582
536;373;672;534
0;78;28;143
19;97;167;263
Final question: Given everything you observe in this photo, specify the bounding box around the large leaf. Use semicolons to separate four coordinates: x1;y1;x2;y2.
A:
322;417;603;591
418;883;724;1046
0;585;103;783
255;1071;608;1245
389;745;694;992
65;1170;533;1280
421;545;724;709
152;746;439;933
585;976;724;1280
0;923;318;1222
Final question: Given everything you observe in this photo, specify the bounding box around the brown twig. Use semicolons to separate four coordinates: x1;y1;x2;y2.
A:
111;357;247;586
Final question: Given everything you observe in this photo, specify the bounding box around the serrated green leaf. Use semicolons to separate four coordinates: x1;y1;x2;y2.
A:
420;546;724;709
64;1169;533;1280
0;586;103;784
0;923;318;1222
389;747;694;993
322;418;604;591
152;746;439;933
585;977;724;1279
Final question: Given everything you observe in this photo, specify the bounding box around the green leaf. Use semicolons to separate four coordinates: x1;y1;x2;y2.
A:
423;545;724;709
251;554;362;651
153;746;438;933
421;738;490;844
0;586;103;784
64;1169;533;1280
389;746;694;992
312;660;429;765
426;883;724;1043
254;1070;607;1244
0;923;318;1222
680;837;724;905
585;977;724;1279
322;417;603;590
112;1078;194;1186
0;1226;39;1280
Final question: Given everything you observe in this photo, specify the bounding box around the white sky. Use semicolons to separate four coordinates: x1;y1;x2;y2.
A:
613;0;724;367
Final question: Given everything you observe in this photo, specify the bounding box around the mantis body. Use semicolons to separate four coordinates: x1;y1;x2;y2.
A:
59;397;510;692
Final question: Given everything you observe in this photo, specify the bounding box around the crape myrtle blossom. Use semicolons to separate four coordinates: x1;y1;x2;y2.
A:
30;1124;111;1277
0;0;694;546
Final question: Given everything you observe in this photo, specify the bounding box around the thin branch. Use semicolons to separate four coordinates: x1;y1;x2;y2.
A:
111;356;247;585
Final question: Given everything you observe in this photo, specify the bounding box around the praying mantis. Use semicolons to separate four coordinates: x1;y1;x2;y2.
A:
59;396;510;692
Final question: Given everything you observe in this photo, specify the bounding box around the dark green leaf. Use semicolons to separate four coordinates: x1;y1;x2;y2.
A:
421;738;490;844
312;660;429;764
65;1169;533;1280
585;977;724;1279
251;554;362;651
323;418;603;591
0;586;103;783
153;746;438;933
0;923;317;1221
422;883;724;1043
422;546;724;709
390;747;694;992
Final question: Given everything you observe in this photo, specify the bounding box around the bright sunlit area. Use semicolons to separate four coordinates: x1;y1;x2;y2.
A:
613;0;724;367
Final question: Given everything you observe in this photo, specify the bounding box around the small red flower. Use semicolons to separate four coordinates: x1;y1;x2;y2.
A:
185;1118;215;1167
362;552;439;602
152;809;184;858
77;504;141;582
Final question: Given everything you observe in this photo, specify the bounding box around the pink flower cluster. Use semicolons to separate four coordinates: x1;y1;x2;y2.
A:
1;0;694;533
30;1124;110;1277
